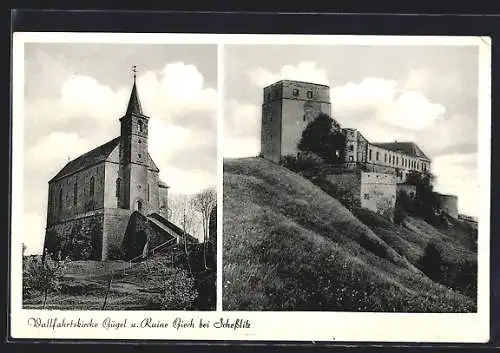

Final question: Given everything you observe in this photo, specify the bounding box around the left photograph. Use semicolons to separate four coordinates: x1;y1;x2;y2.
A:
18;43;218;310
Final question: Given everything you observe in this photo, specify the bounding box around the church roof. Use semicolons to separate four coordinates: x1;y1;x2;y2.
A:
126;81;143;116
49;137;121;183
158;180;169;188
371;141;431;161
49;136;160;182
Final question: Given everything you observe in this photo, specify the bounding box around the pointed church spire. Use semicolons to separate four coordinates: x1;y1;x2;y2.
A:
126;65;143;115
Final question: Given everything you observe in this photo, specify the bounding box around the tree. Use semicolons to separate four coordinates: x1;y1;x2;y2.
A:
209;206;217;257
169;193;197;274
297;113;346;164
419;242;443;282
191;187;217;269
403;171;440;222
23;254;67;308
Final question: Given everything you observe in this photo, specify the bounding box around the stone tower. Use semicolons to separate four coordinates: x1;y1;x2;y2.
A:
118;75;151;213
260;80;332;163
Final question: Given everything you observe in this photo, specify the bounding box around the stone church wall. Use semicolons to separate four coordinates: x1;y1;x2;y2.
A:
45;210;104;261
48;163;106;226
102;208;134;260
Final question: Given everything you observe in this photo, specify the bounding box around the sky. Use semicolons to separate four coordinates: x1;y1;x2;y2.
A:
223;44;482;219
21;43;217;254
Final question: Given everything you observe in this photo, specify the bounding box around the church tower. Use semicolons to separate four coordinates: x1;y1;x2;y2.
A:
118;68;151;213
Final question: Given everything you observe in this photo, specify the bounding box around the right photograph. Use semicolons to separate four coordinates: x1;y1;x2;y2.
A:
223;43;480;312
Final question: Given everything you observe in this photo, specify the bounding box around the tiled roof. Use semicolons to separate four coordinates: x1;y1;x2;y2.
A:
158;180;169;188
372;142;431;161
49;137;121;182
49;137;160;182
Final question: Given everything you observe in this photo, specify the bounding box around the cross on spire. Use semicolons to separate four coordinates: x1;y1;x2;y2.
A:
132;65;137;82
126;65;143;115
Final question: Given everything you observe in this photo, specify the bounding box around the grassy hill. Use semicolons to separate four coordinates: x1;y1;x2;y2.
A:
23;243;216;311
223;157;476;312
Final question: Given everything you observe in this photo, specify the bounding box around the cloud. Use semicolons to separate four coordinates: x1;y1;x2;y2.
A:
432;153;478;217
248;61;329;88
22;213;46;255
160;166;217;195
223;101;261;158
22;61;217;253
332;78;446;130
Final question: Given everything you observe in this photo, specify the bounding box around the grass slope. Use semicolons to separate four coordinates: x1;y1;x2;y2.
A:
223;157;476;312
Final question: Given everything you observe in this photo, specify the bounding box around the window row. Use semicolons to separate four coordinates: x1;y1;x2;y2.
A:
292;88;314;99
55;176;95;213
367;148;428;171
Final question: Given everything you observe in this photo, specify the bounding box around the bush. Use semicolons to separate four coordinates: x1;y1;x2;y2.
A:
145;257;198;310
23;254;67;308
176;243;217;310
419;242;443;282
280;152;324;172
297;113;346;164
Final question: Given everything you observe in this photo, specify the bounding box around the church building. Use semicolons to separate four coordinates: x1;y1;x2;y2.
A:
44;72;192;261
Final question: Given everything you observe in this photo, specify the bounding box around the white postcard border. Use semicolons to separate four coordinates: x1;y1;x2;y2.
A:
10;32;492;343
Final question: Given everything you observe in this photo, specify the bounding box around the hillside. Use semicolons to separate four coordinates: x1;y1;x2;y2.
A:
223;157;476;312
23;243;216;311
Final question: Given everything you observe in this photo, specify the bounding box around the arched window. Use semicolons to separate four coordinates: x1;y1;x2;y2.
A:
116;178;121;199
307;91;313;99
58;188;63;213
73;181;77;206
349;145;354;152
147;184;150;201
138;120;144;132
89;176;95;198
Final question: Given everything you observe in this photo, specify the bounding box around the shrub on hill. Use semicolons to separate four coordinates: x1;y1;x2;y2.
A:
402;171;443;225
175;243;216;311
144;256;198;310
23;254;67;308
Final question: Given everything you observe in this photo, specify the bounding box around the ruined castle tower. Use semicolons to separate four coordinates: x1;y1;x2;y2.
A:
260;80;332;163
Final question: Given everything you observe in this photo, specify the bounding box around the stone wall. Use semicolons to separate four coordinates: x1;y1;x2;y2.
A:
397;184;417;198
280;96;331;158
360;172;397;218
159;185;169;219
47;162;106;226
261;81;332;163
102;208;133;260
323;171;362;210
45;211;104;260
261;97;282;163
438;193;459;219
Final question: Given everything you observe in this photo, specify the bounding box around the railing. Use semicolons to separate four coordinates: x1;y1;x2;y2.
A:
150;238;177;256
107;238;178;278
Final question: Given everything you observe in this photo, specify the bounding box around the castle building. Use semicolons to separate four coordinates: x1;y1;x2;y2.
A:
44;74;179;261
260;80;432;184
258;80;463;219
